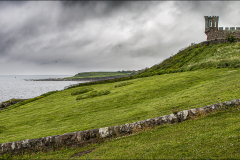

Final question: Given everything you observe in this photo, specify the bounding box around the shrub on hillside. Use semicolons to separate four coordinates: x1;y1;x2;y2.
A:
71;87;94;95
115;82;133;88
76;90;110;100
226;34;236;43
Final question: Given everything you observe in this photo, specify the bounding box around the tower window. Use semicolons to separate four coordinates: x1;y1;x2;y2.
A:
209;20;212;27
206;20;208;28
214;21;216;27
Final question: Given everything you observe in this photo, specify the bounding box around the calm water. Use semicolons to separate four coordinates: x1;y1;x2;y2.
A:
0;75;86;103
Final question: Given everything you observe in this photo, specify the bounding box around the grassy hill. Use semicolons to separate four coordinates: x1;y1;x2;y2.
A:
135;42;240;78
65;71;138;79
1;42;240;159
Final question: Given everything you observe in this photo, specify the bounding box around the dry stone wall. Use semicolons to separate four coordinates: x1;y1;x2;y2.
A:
1;99;239;155
200;38;240;47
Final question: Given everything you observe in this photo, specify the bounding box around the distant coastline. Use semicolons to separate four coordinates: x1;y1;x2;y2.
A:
25;71;142;82
25;77;118;82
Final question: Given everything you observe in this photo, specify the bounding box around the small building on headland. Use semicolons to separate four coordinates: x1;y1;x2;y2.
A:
204;16;240;41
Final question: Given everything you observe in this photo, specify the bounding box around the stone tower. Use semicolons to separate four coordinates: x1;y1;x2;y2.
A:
204;16;219;34
204;16;240;41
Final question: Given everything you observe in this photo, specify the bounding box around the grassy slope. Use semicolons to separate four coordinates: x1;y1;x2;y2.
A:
1;42;240;159
1;68;240;143
65;71;132;79
79;108;240;159
12;108;240;159
136;42;240;78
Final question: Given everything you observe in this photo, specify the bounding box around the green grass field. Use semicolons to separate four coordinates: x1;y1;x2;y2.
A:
1;68;240;144
10;107;240;159
1;42;240;159
65;71;133;79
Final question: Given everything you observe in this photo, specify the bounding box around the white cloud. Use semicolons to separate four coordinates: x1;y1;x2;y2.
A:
0;1;240;75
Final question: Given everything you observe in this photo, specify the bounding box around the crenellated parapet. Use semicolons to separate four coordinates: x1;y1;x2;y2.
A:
204;16;240;40
218;27;240;31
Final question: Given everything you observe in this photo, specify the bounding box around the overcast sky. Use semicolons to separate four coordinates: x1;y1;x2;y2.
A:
1;1;240;75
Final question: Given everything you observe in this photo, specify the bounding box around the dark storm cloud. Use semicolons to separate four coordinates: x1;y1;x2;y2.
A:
1;1;240;75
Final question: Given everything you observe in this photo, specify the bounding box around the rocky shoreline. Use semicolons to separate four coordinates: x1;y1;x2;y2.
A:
0;99;26;111
25;78;81;81
25;77;118;82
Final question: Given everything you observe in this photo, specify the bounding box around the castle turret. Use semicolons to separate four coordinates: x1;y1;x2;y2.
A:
204;16;219;34
204;16;240;41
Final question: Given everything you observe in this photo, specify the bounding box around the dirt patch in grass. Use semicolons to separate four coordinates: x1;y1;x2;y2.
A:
70;148;95;158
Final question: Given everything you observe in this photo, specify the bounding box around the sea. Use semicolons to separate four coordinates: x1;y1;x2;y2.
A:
0;75;87;103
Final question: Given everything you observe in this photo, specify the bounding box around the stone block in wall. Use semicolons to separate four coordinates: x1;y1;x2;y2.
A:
237;27;240;30
230;99;239;106
120;125;125;134
120;124;131;134
176;110;189;121
99;127;109;138
160;115;169;124
230;27;235;31
76;131;84;142
119;125;125;134
7;142;14;152
45;136;54;146
129;122;137;132
154;117;161;126
225;27;229;31
135;120;150;130
146;118;154;127
11;142;16;151
223;101;231;108
125;123;131;133
203;104;216;112
35;137;45;148
113;125;120;135
61;133;70;140
54;135;62;145
76;130;91;143
1;143;9;152
168;114;178;123
28;138;38;149
140;120;147;127
198;107;205;113
83;130;91;141
210;104;217;111
60;133;77;146
182;110;189;120
215;103;223;110
22;139;30;148
90;129;99;139
17;141;24;151
40;137;47;147
189;108;197;116
219;27;223;31
108;126;114;136
136;121;142;129
202;105;211;112
71;132;77;141
237;99;240;105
